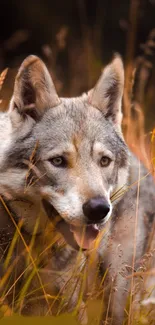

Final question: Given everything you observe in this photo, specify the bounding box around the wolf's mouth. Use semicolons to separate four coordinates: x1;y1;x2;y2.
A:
70;224;99;249
42;199;100;251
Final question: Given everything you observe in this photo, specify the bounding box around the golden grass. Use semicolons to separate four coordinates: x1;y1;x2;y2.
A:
0;9;155;324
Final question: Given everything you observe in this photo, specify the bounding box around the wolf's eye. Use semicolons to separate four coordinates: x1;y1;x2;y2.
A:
100;156;111;167
49;156;66;167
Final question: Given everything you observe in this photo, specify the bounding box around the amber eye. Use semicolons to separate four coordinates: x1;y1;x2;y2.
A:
49;156;66;167
100;156;111;167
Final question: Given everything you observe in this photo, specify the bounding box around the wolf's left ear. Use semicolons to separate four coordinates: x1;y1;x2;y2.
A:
88;56;124;126
10;55;60;119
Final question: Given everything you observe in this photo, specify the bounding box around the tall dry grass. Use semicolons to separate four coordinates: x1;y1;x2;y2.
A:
0;2;155;323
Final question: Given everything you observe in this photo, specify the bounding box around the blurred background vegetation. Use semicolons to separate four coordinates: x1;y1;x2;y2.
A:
0;1;155;323
0;0;155;133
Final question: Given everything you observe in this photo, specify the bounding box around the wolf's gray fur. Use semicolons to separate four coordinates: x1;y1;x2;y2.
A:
0;55;154;324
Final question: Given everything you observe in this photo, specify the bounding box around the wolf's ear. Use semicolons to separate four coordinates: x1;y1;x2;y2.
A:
88;56;124;126
10;55;60;119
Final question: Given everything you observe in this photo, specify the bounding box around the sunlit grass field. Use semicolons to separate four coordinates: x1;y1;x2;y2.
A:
0;9;155;325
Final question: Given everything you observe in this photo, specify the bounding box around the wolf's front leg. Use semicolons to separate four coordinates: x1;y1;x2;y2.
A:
99;225;140;325
100;256;131;325
101;269;131;325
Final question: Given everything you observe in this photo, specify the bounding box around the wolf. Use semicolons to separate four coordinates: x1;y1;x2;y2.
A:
0;55;155;324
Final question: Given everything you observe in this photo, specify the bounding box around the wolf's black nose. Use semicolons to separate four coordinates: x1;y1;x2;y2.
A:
82;196;110;223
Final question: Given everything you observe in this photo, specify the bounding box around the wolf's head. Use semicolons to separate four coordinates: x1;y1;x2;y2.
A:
0;55;129;249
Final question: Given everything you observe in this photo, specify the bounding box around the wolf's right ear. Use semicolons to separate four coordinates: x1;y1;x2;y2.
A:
9;55;60;120
88;56;124;127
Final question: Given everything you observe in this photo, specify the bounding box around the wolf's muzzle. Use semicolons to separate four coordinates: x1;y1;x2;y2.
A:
82;196;110;224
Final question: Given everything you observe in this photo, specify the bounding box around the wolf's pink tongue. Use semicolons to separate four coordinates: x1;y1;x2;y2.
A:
70;224;99;249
